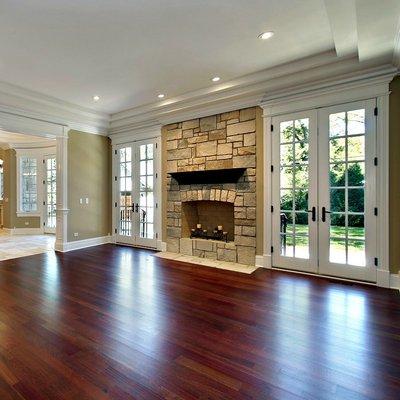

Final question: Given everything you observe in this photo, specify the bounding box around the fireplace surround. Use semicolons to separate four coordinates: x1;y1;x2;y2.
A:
164;107;259;265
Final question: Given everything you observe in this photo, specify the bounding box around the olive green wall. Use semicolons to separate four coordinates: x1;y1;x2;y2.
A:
389;76;400;274
67;130;112;242
2;148;40;229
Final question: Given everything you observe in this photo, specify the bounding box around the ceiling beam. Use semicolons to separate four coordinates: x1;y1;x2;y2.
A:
324;0;358;58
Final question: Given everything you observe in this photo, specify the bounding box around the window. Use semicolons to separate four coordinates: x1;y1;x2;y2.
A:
20;157;37;212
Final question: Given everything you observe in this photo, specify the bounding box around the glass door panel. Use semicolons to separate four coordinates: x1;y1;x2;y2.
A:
318;100;376;282
135;142;156;247
44;156;56;233
272;111;318;273
117;146;134;243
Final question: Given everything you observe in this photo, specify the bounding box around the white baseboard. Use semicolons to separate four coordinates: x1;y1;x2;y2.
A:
3;227;44;235
377;268;391;288
390;273;400;291
56;235;114;252
160;241;167;252
255;254;272;269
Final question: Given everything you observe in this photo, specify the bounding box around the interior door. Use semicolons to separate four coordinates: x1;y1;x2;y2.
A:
271;111;318;273
318;100;377;282
43;155;56;234
116;140;157;248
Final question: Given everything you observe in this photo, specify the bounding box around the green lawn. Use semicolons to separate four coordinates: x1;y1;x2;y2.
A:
283;224;365;249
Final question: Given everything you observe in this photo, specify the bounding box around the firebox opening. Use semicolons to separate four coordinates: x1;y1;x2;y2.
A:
181;201;234;241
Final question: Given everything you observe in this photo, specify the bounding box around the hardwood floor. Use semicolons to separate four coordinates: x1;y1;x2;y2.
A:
0;244;399;399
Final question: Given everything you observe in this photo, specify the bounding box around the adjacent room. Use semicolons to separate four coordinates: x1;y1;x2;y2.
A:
0;1;399;399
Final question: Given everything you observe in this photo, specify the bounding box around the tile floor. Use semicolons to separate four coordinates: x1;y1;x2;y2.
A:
154;251;258;274
0;230;55;261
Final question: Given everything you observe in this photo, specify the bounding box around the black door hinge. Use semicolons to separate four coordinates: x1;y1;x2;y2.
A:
271;124;274;132
156;143;158;149
374;157;378;166
374;207;378;216
271;246;274;253
114;202;117;207
271;165;274;172
114;149;117;155
271;205;274;212
374;107;378;116
114;176;117;181
43;201;46;206
374;257;378;267
114;228;117;234
156;233;158;239
156;173;158;179
155;203;158;209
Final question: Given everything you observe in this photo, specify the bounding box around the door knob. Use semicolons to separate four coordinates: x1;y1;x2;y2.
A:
307;206;316;222
321;206;331;222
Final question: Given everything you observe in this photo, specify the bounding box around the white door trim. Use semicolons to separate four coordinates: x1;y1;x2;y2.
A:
261;74;394;287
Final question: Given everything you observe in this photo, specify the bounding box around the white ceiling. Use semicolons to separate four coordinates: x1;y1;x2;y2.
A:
0;130;54;148
0;0;399;115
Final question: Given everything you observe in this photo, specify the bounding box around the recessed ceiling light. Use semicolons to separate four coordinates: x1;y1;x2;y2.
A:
212;76;221;82
158;94;165;99
258;31;274;40
93;95;100;102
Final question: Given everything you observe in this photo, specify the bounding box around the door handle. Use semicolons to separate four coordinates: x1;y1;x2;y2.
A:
307;206;316;222
321;206;331;222
135;203;139;213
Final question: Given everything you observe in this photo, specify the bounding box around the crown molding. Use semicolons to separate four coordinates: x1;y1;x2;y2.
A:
109;52;397;134
394;18;400;68
261;64;398;116
0;81;109;135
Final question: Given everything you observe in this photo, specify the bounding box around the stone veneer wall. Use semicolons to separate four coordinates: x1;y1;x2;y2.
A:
165;107;259;265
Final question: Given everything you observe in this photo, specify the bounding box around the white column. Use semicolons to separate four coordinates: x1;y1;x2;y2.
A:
55;128;69;252
376;93;390;287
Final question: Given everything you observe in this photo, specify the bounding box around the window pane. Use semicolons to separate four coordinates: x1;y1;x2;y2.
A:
348;215;364;240
280;144;293;165
280;121;293;142
347;162;365;186
347;109;365;135
330;238;346;264
295;235;309;259
330;163;346;187
330;138;346;162
280;234;294;257
280;167;293;188
280;189;293;211
348;136;365;161
348;188;364;212
329;112;346;137
294;119;309;141
330;189;345;212
348;240;366;266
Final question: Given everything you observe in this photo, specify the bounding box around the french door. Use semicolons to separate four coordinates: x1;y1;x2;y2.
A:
115;139;158;248
43;155;57;234
271;100;377;282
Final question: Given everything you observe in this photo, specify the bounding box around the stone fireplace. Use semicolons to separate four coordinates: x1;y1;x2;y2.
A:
164;107;258;265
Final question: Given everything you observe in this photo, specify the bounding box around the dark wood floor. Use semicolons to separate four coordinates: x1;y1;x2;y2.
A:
0;245;399;399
